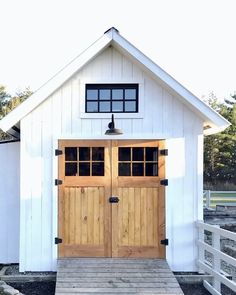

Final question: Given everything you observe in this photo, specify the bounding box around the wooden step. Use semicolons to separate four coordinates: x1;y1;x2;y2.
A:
55;258;184;294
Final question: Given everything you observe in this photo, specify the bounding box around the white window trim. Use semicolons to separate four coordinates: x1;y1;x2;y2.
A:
79;79;144;119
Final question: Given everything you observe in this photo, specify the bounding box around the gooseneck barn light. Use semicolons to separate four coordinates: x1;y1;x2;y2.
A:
105;114;123;135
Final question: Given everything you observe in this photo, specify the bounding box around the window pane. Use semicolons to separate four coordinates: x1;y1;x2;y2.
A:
132;163;144;176
92;147;104;161
119;163;131;176
112;89;123;100
79;147;90;161
132;147;144;161
112;101;123;112
100;101;111;112
92;163;104;176
100;89;110;100
146;147;158;161
125;101;136;112
65;163;77;176
146;163;158;176
87;101;98;112
79;163;90;176
119;147;131;161
65;147;77;161
87;89;98;100
125;89;136;100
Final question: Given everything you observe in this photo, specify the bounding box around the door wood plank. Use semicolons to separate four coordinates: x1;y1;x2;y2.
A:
122;188;129;245
128;188;135;246
134;187;141;246
99;188;104;245
140;187;147;246
87;188;94;244
81;188;88;245
75;188;81;245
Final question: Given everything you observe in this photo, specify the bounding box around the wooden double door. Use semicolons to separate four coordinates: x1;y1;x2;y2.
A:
58;140;166;258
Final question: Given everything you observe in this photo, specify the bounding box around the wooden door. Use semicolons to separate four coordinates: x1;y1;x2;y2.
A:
58;140;112;257
58;140;165;258
111;140;166;258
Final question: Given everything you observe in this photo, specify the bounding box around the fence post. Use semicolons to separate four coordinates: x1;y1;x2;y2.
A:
206;190;211;209
212;226;221;293
198;222;205;274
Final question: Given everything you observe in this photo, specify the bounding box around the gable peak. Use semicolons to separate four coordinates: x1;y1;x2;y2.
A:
104;27;119;34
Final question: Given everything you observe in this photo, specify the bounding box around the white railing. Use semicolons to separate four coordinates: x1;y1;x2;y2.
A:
203;190;236;209
197;221;236;295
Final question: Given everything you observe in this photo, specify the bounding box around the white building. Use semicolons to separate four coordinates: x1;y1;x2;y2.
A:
0;28;229;272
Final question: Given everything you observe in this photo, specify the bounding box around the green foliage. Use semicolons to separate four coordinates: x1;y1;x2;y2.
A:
204;93;236;188
0;85;32;141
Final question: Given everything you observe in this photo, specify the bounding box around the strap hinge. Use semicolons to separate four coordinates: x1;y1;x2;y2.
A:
160;179;168;186
160;239;169;246
160;149;168;156
55;237;62;244
55;149;63;156
55;179;63;186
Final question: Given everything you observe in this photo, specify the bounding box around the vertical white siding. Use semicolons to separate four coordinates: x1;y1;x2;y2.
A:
166;109;203;271
0;142;20;263
20;46;204;271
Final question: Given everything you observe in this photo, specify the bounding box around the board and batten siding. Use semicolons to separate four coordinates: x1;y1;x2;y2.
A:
19;46;203;271
0;141;20;263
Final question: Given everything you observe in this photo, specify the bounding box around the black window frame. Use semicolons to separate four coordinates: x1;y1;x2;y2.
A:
85;84;139;113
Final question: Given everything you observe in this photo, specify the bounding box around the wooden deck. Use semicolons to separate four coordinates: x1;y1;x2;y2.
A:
55;258;184;294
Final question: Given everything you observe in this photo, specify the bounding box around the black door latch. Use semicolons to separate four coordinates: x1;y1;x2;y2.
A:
109;196;119;203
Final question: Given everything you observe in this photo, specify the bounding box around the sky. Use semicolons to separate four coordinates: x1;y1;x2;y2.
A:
0;0;235;101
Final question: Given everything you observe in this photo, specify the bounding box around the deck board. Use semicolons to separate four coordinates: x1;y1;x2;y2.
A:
55;258;183;294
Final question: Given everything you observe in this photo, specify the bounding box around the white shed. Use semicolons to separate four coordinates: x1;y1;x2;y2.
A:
0;28;229;272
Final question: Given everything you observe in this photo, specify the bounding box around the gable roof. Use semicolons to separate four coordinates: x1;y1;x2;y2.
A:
0;27;230;135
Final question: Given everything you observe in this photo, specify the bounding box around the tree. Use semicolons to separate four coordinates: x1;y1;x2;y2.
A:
0;86;32;141
204;93;236;189
0;85;11;119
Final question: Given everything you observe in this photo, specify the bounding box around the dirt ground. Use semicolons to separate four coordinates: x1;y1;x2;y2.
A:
9;281;55;295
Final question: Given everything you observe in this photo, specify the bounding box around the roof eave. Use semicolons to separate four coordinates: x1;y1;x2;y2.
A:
111;31;231;133
0;33;113;132
203;123;231;135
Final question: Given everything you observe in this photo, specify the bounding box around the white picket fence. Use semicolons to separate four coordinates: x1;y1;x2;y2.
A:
197;221;236;294
203;190;236;209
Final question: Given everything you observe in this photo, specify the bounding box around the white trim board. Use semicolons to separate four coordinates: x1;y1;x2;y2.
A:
0;27;230;134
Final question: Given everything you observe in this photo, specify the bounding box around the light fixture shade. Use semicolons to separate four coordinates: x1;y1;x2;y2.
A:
105;128;123;135
105;114;123;135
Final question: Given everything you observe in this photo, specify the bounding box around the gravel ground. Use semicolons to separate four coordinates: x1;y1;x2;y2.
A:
5;264;55;276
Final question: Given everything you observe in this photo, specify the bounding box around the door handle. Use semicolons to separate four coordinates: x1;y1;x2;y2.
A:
109;196;119;203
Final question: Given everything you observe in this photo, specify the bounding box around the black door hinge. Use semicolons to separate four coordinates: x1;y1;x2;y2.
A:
160;239;169;246
55;179;63;186
55;149;63;156
160;179;168;186
55;237;62;244
160;149;168;156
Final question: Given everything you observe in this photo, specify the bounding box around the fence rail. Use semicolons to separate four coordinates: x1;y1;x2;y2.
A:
196;221;236;295
203;190;236;209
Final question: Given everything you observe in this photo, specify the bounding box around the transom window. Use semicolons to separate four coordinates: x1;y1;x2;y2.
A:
118;147;158;176
86;84;138;113
65;147;104;176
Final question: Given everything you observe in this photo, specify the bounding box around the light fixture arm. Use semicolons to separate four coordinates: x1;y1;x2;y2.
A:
105;114;123;135
108;114;115;130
